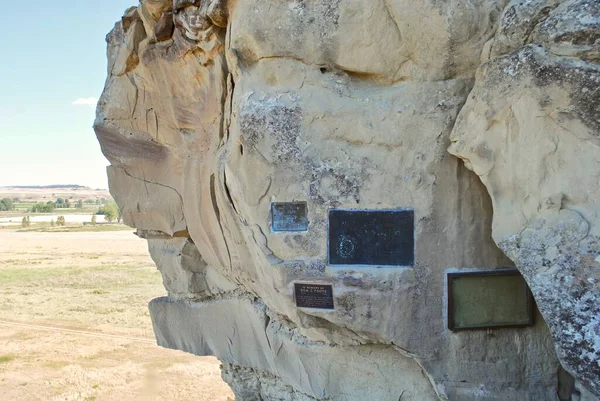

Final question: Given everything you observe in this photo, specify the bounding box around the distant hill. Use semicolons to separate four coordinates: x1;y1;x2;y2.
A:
0;186;112;202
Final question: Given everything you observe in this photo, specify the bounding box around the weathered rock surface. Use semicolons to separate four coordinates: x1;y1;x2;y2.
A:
449;0;600;396
95;0;600;400
150;296;441;400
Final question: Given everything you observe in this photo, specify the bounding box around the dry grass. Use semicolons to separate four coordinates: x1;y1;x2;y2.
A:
0;354;16;364
17;224;133;233
0;229;233;401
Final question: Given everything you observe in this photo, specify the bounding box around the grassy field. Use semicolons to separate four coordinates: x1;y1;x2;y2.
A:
16;224;133;233
6;204;101;213
12;202;36;210
0;208;102;220
0;222;133;233
0;228;233;401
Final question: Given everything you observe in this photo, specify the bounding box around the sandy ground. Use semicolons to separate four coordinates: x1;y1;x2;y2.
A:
0;229;234;401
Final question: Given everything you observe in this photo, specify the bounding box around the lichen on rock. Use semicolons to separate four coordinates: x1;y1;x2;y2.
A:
450;0;600;397
95;0;600;400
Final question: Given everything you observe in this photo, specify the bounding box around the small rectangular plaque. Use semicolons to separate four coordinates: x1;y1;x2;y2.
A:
294;283;334;309
328;209;414;266
447;270;534;331
272;202;309;232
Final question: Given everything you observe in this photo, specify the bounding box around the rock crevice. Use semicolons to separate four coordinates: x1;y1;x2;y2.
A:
95;0;600;399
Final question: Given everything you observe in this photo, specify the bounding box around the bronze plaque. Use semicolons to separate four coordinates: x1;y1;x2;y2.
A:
447;270;534;331
272;202;309;232
328;209;414;266
294;283;334;309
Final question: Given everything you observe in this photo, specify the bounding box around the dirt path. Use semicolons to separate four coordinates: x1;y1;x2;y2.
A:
0;229;234;401
0;321;155;344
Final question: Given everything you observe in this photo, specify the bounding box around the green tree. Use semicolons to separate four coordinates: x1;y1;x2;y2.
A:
91;215;97;225
76;200;83;209
103;201;119;223
21;216;30;227
0;198;13;211
56;216;66;226
31;202;55;213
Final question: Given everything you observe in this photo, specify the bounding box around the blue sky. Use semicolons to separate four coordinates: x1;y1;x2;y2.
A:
0;1;136;189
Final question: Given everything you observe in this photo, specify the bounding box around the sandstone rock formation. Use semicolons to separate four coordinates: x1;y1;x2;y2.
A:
95;1;600;400
449;0;600;396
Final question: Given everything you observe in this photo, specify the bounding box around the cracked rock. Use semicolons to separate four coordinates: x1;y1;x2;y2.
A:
95;0;600;400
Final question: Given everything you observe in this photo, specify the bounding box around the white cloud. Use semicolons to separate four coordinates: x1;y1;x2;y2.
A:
72;97;98;106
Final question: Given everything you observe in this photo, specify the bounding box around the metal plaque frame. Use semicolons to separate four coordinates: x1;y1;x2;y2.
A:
294;282;335;310
271;202;309;232
447;269;534;332
328;208;414;267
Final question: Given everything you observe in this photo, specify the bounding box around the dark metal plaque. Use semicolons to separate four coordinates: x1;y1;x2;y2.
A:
294;283;334;309
272;202;309;232
328;209;414;266
447;270;534;331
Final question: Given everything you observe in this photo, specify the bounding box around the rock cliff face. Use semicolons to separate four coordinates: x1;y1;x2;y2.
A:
95;1;600;400
448;1;600;397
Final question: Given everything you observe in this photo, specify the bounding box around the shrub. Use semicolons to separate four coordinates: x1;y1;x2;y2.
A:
102;201;119;223
0;198;13;211
31;202;55;213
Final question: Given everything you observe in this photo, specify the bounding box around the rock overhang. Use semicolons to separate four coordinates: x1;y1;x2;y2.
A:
95;1;600;400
